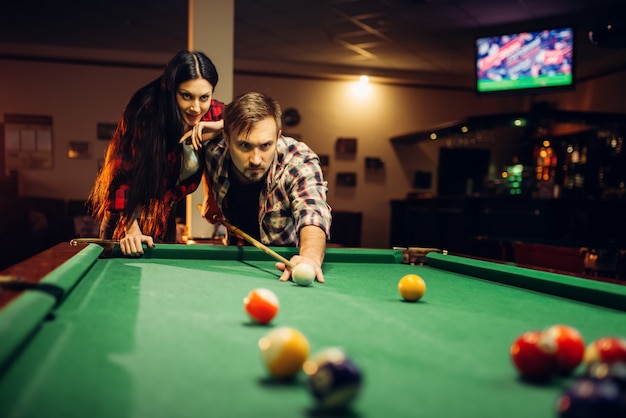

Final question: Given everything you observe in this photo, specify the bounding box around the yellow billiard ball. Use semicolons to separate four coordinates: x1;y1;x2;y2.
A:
258;327;310;379
398;274;426;302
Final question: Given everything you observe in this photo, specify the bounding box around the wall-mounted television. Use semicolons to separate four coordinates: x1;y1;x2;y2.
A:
475;27;575;95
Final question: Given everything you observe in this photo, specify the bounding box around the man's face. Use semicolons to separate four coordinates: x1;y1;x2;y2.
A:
227;116;279;184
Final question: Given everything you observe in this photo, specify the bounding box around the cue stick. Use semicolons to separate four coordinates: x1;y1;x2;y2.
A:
69;237;118;257
70;238;118;246
212;215;295;269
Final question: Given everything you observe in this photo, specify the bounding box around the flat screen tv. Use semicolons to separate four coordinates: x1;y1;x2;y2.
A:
475;27;575;95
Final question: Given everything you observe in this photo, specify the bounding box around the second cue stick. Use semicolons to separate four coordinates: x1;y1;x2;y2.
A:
216;216;295;269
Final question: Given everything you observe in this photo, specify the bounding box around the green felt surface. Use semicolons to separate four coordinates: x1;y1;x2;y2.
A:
426;252;626;311
0;292;56;370
0;244;624;418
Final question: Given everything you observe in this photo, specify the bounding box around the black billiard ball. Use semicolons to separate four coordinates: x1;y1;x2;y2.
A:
586;361;626;389
302;347;363;410
556;375;626;418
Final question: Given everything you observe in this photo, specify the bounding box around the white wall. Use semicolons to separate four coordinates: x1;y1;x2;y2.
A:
2;54;625;248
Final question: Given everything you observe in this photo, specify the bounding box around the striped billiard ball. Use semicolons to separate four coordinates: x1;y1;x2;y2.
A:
258;327;310;379
244;288;279;324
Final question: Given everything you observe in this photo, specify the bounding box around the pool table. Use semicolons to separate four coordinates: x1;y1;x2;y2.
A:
0;242;625;418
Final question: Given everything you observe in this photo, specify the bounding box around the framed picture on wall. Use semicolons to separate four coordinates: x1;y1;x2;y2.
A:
336;172;357;187
365;157;385;183
335;137;357;158
365;157;384;172
97;122;117;140
3;114;54;170
68;141;89;159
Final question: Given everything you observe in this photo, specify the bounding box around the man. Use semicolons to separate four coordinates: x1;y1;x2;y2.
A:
202;92;331;282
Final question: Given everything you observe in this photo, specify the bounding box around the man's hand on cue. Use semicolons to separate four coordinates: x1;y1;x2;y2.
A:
276;256;325;283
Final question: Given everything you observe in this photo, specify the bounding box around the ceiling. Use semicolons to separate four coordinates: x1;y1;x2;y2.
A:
1;0;625;86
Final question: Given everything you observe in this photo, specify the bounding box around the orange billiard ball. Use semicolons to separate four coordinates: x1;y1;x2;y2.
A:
244;288;279;324
398;274;426;302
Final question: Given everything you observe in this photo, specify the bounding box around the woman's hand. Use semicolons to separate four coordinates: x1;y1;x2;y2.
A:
179;120;224;150
119;233;154;256
120;219;155;256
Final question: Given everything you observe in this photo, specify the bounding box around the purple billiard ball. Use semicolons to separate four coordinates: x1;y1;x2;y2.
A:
586;361;626;389
556;375;626;418
302;347;363;410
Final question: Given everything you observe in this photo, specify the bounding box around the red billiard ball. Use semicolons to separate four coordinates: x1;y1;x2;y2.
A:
510;330;558;380
584;336;626;366
258;327;310;379
543;324;586;374
398;274;426;302
303;347;363;410
244;288;279;324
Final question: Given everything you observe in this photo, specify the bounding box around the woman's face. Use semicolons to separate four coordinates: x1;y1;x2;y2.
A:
176;78;214;128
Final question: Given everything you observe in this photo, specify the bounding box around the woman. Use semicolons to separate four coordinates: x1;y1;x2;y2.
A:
88;50;224;255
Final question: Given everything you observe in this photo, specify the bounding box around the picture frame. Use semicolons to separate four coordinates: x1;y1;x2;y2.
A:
97;122;117;140
336;172;357;187
335;137;357;158
68;141;89;159
3;114;54;170
365;157;386;183
365;157;384;172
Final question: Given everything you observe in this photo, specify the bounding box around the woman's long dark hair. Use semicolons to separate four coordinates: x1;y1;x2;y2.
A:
88;50;219;239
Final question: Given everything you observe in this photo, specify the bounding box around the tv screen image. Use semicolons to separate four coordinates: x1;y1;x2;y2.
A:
475;27;574;94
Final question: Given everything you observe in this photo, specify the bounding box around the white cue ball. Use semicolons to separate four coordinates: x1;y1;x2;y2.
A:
292;263;316;286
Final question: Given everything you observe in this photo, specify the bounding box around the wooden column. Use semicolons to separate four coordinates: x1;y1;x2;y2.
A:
186;0;234;239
